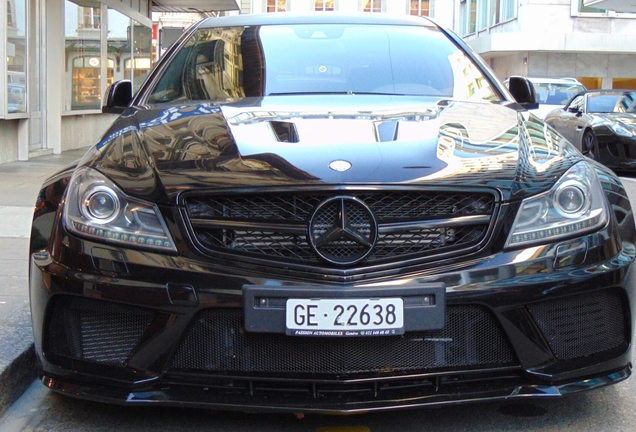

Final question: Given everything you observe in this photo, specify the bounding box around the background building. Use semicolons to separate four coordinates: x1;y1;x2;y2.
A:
456;0;636;89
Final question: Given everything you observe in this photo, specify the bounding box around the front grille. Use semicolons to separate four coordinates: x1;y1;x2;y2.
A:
45;296;156;367
169;306;516;375
185;190;496;266
526;289;627;360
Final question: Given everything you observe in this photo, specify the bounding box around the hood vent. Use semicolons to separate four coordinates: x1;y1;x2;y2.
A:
374;120;399;142
270;121;299;143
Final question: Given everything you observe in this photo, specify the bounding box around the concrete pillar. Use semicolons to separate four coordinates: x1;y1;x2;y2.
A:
252;0;263;13
17;119;29;161
601;77;613;89
339;0;358;13
291;0;312;12
44;0;64;154
386;0;407;15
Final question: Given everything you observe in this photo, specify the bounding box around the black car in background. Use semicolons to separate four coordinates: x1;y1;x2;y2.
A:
30;14;636;414
545;90;636;173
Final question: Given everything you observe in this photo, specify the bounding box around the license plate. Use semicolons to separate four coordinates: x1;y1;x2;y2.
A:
286;298;404;336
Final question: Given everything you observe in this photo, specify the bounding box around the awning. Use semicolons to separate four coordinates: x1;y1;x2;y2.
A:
584;0;636;12
152;0;239;13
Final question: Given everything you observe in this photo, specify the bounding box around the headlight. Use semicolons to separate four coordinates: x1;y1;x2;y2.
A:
610;123;634;137
505;162;608;248
63;167;177;252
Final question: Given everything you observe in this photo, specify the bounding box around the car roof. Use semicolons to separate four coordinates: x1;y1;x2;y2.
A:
198;13;438;29
527;77;584;85
581;89;634;94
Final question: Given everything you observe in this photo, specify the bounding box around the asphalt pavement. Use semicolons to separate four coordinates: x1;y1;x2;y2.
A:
0;147;89;417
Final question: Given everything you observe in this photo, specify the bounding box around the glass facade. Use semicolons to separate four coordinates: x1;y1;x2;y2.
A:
460;0;516;36
65;1;102;110
315;0;336;11
267;0;287;12
130;21;153;90
577;0;605;13
362;0;384;12
7;0;27;114
410;0;430;16
64;1;152;112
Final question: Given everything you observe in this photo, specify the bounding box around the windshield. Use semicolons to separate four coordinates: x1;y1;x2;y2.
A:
147;23;499;104
532;82;586;106
587;91;636;113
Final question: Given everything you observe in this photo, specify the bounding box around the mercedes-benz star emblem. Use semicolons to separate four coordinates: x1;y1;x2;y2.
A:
308;196;377;265
329;160;352;172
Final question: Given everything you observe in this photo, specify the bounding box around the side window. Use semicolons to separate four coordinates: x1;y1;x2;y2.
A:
567;95;584;113
147;27;247;104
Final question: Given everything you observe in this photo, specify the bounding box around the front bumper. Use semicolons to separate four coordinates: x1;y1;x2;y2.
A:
30;224;636;413
40;366;630;414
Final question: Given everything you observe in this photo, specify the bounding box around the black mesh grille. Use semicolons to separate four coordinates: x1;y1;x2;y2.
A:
45;296;156;367
169;306;515;375
185;191;496;266
187;192;494;222
526;289;627;360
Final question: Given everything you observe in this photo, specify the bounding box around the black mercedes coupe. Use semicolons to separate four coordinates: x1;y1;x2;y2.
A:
29;13;636;414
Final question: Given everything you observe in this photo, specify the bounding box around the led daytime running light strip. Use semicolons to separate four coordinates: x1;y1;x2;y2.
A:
509;213;602;246
72;221;173;249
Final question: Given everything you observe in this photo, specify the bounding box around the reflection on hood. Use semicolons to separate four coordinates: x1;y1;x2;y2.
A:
89;97;583;203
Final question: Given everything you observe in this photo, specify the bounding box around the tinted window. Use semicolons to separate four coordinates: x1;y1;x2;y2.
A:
532;82;586;106
147;24;499;104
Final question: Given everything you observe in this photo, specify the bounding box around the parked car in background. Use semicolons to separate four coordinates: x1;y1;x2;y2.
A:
545;89;636;172
505;77;586;119
29;13;636;414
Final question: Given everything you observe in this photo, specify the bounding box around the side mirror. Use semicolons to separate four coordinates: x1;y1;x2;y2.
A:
102;80;132;114
507;76;539;110
567;106;580;114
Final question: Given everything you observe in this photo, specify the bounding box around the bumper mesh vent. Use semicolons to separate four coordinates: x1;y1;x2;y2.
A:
169;305;515;375
526;289;627;360
45;296;156;367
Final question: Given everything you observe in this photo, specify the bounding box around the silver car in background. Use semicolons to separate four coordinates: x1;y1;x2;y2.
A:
505;77;586;119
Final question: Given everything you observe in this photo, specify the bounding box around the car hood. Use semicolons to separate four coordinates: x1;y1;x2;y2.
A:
87;96;582;205
595;112;636;128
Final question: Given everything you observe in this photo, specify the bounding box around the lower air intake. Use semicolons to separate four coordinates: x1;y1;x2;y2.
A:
169;305;515;375
45;296;156;367
526;289;627;360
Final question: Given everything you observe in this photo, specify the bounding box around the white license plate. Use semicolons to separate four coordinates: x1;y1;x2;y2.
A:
286;298;404;336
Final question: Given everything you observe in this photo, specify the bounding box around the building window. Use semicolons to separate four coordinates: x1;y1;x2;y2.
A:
315;0;335;11
460;0;477;36
7;0;28;114
108;9;152;94
7;0;14;27
267;0;286;12
501;0;515;21
410;0;430;16
491;0;515;24
572;0;636;16
65;1;102;111
576;0;605;13
80;7;101;30
130;21;152;90
361;0;384;12
477;0;488;30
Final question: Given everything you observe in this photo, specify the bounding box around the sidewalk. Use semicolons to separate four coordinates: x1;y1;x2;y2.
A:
0;147;89;417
